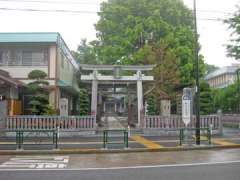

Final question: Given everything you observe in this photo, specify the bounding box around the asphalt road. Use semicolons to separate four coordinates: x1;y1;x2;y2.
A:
0;161;240;180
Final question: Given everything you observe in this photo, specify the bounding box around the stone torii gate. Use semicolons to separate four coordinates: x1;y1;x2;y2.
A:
80;64;155;127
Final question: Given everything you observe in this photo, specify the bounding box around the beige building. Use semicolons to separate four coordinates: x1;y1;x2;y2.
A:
205;65;239;89
0;32;79;115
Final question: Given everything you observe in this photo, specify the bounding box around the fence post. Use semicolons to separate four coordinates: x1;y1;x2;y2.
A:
16;130;19;150
217;111;223;135
124;130;129;148
208;128;211;145
179;129;183;146
55;129;58;149
103;130;106;149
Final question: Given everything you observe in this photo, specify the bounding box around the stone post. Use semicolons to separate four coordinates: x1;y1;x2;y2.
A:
137;70;143;127
217;110;223;135
91;70;98;116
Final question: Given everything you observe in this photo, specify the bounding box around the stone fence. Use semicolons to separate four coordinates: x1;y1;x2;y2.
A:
143;114;222;135
222;114;240;128
5;115;96;131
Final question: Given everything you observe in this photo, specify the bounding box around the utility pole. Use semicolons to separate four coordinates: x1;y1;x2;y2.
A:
237;69;240;112
193;0;201;145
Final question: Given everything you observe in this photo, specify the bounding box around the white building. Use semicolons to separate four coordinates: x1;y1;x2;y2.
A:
205;65;239;89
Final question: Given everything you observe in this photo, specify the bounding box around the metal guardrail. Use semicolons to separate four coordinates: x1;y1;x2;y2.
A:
103;129;129;149
179;127;211;146
15;129;59;150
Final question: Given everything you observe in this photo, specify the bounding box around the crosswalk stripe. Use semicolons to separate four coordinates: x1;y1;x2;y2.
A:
192;135;237;146
212;139;237;146
192;135;209;141
0;156;69;169
130;135;163;149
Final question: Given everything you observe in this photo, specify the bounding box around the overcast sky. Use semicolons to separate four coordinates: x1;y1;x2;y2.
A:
0;0;239;67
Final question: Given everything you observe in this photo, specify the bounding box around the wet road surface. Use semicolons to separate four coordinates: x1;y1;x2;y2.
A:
0;161;239;180
0;148;240;179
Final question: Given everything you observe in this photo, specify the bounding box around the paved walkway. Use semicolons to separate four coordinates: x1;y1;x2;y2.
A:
103;116;125;130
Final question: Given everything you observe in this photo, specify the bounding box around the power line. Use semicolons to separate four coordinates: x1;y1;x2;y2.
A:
0;0;101;5
196;10;233;15
0;7;227;21
0;7;98;14
198;18;224;21
0;0;235;16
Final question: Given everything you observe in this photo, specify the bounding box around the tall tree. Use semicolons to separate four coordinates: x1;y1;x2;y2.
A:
225;6;240;60
94;0;205;87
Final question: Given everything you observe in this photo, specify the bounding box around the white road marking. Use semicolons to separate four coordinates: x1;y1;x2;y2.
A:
0;156;69;169
0;160;240;171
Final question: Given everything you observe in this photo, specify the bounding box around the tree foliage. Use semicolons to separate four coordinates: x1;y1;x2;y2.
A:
72;39;98;64
213;83;240;113
225;6;240;60
205;64;219;75
94;0;205;86
78;88;90;115
199;81;214;115
146;95;156;115
28;70;47;79
25;70;51;115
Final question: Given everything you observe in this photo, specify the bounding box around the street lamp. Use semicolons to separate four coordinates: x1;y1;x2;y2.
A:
193;0;201;145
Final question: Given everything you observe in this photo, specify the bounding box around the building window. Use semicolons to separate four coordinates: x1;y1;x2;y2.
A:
22;51;32;65
0;50;9;65
0;51;3;65
22;50;47;66
0;48;48;66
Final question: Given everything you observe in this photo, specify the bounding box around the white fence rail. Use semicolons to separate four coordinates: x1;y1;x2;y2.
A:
222;114;240;128
6;116;96;130
144;115;222;130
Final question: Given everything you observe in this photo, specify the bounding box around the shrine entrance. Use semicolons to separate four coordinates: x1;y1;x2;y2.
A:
80;64;154;129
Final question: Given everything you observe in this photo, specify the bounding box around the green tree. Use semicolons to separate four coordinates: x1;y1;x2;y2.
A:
25;70;50;115
205;64;219;75
94;0;205;86
225;6;240;60
146;95;156;115
199;81;214;115
213;83;239;113
72;39;98;64
78;88;90;115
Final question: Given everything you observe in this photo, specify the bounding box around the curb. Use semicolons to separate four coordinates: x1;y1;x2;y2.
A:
0;145;240;155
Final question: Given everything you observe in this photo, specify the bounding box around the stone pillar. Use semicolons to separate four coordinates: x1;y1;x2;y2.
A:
217;110;223;135
91;70;98;115
160;100;171;117
115;102;117;113
137;71;143;127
